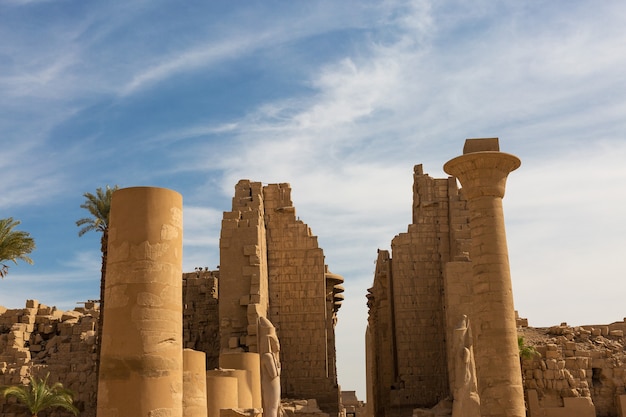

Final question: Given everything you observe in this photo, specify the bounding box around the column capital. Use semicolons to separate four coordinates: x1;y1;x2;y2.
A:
443;151;520;199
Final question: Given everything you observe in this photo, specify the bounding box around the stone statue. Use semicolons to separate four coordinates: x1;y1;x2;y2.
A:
259;316;281;417
451;315;481;417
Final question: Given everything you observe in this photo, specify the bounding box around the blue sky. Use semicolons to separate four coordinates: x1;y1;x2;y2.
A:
2;0;626;400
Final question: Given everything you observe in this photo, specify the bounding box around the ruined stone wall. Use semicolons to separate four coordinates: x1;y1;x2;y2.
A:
367;165;470;417
0;273;220;417
520;321;626;417
366;152;626;417
216;180;341;415
183;270;220;370
0;301;98;417
2;180;342;417
219;180;270;353
367;250;396;417
386;167;451;410
264;183;341;415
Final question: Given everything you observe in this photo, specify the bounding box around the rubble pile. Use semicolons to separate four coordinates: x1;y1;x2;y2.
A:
0;300;98;417
520;320;626;416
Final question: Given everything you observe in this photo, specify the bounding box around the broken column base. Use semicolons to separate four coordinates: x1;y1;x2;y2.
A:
220;408;262;417
282;398;329;417
527;390;595;417
411;398;453;417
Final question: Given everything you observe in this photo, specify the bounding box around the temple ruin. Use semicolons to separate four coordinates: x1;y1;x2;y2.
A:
218;180;343;414
1;138;625;417
1;180;343;417
366;139;626;417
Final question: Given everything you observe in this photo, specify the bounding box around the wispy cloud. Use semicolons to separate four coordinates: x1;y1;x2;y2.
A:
119;34;274;97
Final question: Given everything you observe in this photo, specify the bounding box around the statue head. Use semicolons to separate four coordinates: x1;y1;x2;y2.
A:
259;316;280;354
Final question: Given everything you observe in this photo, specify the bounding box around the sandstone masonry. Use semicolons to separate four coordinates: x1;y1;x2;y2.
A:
366;138;626;417
219;180;343;415
1;180;343;417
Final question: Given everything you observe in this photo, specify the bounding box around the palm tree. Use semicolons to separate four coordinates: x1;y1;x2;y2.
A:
1;372;79;417
0;217;36;278
76;185;119;387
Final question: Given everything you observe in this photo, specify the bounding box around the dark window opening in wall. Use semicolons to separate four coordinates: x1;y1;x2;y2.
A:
592;368;602;387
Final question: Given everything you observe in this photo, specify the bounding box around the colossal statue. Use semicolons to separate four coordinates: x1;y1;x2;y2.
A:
259;316;281;417
451;315;480;417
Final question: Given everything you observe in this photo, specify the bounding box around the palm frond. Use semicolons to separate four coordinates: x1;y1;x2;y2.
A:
2;373;79;416
518;336;541;360
76;185;119;237
0;217;36;278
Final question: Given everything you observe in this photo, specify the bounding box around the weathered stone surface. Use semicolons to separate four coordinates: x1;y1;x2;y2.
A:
183;349;207;417
369;139;523;417
520;320;626;417
218;180;342;415
0;301;99;416
1;182;343;417
97;187;184;417
368;165;458;417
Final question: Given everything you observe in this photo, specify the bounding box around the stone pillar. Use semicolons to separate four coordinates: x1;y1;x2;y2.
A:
97;186;184;417
206;371;239;417
184;349;208;417
618;394;626;417
220;352;262;409
220;369;254;409
443;139;524;417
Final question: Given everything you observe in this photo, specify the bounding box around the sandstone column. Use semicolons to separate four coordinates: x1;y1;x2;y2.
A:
219;369;254;409
443;139;524;417
220;352;262;409
206;371;239;417
184;349;208;417
97;187;184;417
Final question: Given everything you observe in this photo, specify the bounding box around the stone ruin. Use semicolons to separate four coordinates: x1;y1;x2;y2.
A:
366;138;626;417
1;138;625;417
1;183;343;417
218;180;343;414
0;300;99;416
518;319;626;417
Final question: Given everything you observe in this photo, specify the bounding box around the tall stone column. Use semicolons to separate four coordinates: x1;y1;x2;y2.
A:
97;187;184;417
443;139;524;417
